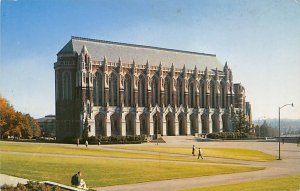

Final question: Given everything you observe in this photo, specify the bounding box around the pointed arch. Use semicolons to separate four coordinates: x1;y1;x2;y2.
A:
109;72;118;106
138;74;147;107
124;74;132;107
140;113;149;135
126;113;136;135
95;112;106;136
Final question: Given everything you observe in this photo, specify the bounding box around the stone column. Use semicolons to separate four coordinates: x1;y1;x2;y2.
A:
106;114;111;136
147;91;152;107
119;89;124;107
149;115;154;135
104;88;109;106
184;92;188;107
174;114;179;136
162;113;167;136
208;111;213;133
195;93;199;108
186;113;191;135
133;90;138;107
121;114;126;136
219;113;223;132
206;93;210;108
173;92;177;108
160;91;165;108
198;112;202;134
136;112;141;135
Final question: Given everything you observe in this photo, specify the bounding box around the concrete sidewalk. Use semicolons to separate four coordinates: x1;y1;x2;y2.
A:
0;174;28;187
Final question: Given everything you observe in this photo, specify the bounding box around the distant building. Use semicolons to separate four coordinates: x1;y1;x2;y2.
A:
54;36;252;140
37;115;56;137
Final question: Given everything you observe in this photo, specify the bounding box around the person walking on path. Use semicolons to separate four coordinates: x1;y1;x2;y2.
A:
198;147;203;159
192;145;195;156
85;140;88;148
76;138;79;147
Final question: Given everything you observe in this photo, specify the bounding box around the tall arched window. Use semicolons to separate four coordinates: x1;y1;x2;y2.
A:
138;75;146;107
221;81;225;108
63;72;71;100
189;80;195;108
124;74;132;107
109;72;118;106
97;72;104;106
177;77;184;106
200;80;205;108
151;76;159;106
164;76;171;106
210;80;215;108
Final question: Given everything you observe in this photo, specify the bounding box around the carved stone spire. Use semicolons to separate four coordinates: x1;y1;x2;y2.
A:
194;65;198;78
145;60;150;75
204;66;208;79
183;64;186;77
214;67;219;81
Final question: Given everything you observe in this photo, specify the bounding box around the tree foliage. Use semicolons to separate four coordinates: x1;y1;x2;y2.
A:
233;109;249;133
0;96;41;139
254;121;278;137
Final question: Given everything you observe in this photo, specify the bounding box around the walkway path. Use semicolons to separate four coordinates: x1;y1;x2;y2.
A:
97;140;300;191
0;174;28;187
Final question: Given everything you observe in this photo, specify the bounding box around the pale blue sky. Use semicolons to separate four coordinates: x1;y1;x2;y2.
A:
1;0;299;119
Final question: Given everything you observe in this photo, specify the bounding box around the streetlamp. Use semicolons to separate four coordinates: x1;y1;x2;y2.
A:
278;103;293;160
156;112;159;145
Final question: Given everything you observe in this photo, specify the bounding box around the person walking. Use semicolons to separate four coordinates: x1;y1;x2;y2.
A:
85;140;88;148
192;145;195;156
76;138;79;147
198;147;203;159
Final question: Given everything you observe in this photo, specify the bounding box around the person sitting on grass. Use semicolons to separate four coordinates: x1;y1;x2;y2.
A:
71;171;88;189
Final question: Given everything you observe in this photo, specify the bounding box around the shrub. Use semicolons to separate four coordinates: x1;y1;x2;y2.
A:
207;132;255;140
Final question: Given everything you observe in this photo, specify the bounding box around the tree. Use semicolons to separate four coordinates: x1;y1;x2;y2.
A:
233;109;249;133
0;96;41;139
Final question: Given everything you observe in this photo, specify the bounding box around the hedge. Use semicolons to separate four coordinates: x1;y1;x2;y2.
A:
207;132;255;140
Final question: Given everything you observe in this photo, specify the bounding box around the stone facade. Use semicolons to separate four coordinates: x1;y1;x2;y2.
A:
54;36;252;140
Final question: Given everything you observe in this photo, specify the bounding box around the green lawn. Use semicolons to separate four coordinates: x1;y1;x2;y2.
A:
0;154;263;188
0;141;224;164
182;175;300;191
110;146;276;161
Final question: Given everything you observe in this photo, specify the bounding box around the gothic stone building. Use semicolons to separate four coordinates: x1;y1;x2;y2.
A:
55;36;251;140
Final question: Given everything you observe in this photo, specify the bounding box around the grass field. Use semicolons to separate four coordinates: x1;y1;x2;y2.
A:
0;154;263;187
109;146;276;161
182;175;300;191
0;141;224;164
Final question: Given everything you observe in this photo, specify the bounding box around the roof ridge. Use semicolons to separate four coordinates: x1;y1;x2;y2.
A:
71;36;216;57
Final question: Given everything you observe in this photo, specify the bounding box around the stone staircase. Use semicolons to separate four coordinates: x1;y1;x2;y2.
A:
161;136;197;145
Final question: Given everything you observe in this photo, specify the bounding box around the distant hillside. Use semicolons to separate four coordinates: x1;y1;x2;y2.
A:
253;119;300;135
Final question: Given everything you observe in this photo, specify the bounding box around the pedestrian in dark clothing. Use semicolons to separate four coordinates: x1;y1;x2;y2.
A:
76;138;79;147
71;171;87;189
198;147;203;159
192;145;195;156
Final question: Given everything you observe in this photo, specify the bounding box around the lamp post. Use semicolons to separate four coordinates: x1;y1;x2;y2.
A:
156;112;159;145
278;103;293;160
